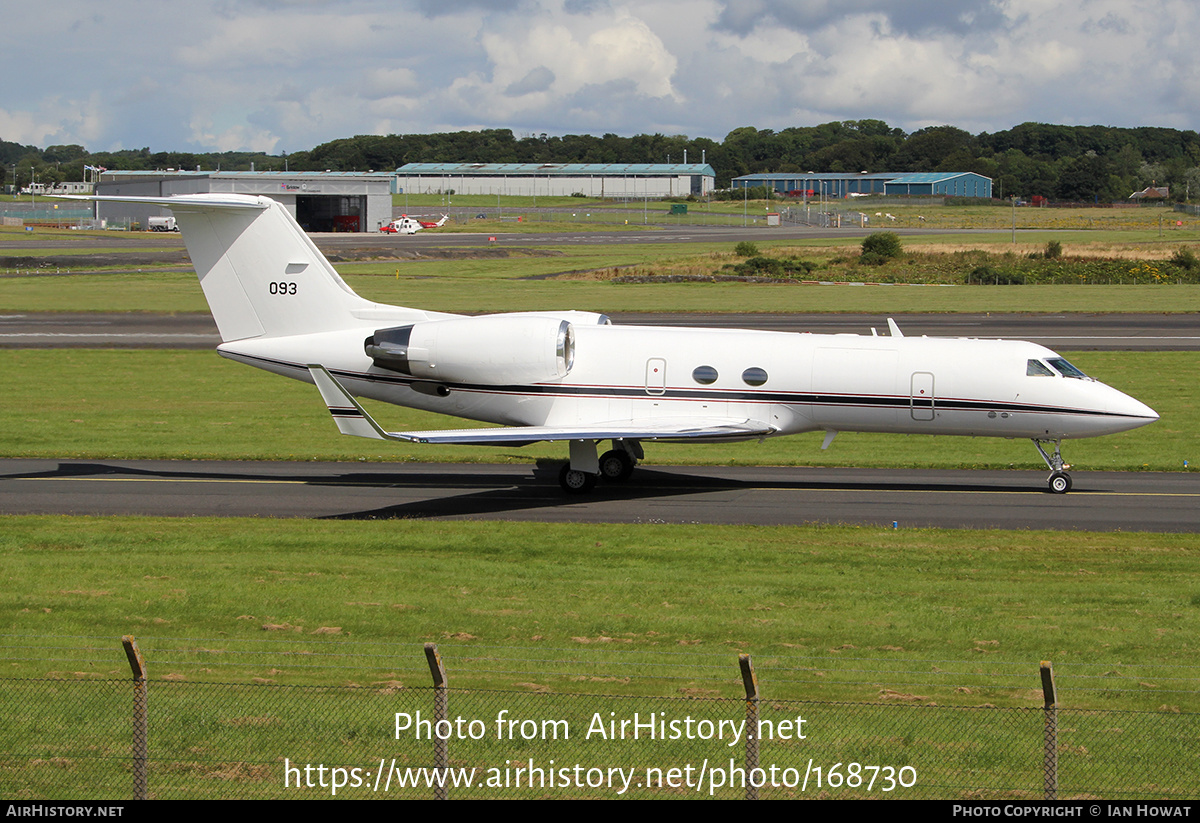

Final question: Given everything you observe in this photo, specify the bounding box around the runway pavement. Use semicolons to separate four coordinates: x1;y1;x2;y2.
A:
3;311;1197;350
2;459;1197;532
2;308;1194;531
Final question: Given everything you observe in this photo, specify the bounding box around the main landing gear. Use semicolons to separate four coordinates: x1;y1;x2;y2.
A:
1033;438;1072;494
558;440;641;494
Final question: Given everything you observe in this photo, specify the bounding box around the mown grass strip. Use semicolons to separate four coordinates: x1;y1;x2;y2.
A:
6;267;1200;314
2;516;1197;709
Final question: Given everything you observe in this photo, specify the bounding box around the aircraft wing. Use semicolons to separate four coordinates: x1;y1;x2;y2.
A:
390;420;774;445
308;365;774;445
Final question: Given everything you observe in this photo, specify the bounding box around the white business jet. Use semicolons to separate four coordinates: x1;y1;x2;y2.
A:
69;193;1157;494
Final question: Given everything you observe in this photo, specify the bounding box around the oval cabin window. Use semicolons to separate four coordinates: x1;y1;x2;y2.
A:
742;367;768;386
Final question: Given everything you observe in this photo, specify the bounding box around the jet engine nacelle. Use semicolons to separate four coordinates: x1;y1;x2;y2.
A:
366;313;588;385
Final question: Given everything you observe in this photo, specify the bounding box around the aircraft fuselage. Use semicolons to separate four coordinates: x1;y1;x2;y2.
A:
220;322;1155;444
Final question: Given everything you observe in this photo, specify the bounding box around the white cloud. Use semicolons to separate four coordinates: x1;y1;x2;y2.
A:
0;94;107;148
178;11;394;71
472;8;680;107
0;108;63;148
3;0;1200;152
361;68;422;99
189;118;282;153
694;0;1200;134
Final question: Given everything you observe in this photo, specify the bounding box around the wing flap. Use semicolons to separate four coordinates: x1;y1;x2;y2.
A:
393;419;775;445
307;364;775;446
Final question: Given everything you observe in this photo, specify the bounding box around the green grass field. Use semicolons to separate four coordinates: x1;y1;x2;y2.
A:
7;209;1200;313
3;517;1196;708
7;258;1200;314
3;496;1197;799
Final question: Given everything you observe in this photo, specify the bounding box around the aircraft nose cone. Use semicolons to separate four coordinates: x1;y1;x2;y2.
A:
1109;389;1158;428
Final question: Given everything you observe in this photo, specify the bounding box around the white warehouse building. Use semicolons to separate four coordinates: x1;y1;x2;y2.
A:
95;170;394;232
396;162;716;199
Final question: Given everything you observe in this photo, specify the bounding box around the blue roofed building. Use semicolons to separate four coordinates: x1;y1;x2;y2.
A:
397;162;716;199
732;171;992;199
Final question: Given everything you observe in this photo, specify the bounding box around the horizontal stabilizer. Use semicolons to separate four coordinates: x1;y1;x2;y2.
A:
52;194;268;211
307;365;775;446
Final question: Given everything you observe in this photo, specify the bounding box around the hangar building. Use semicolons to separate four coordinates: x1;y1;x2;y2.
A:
94;170;393;232
396;162;716;199
733;171;993;199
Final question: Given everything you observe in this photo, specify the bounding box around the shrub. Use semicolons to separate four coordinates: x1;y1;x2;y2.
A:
734;241;759;257
1169;246;1199;271
740;256;779;274
861;231;902;260
967;266;1025;285
722;255;817;278
1045;240;1063;259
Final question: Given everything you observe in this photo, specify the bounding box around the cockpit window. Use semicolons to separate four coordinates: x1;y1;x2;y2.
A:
1046;357;1089;379
1027;359;1054;377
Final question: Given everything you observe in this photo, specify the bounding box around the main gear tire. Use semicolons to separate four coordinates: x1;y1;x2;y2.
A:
598;449;635;482
559;465;597;494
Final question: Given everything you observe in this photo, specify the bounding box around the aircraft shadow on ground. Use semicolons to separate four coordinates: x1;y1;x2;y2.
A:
315;461;1044;521
2;459;1058;522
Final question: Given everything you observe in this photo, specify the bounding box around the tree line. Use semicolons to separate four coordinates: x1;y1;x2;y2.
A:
6;121;1200;202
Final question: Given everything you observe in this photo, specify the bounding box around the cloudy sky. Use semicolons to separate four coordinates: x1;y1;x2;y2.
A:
4;0;1198;153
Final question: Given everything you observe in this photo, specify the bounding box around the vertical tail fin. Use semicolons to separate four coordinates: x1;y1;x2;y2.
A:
164;194;376;341
64;193;379;342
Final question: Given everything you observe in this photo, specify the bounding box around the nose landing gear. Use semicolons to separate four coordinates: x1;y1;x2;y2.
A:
1048;470;1072;494
1033;439;1073;494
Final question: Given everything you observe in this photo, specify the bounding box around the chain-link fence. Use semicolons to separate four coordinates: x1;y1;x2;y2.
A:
438;207;767;228
2;637;1197;800
778;205;881;229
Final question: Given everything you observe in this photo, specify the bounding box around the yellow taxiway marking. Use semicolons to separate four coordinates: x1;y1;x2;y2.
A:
21;477;1200;496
